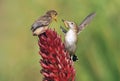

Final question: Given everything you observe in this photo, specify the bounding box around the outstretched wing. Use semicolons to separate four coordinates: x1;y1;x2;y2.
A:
60;26;67;34
78;12;96;34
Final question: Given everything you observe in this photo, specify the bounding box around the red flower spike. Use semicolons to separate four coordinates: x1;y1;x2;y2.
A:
38;29;75;81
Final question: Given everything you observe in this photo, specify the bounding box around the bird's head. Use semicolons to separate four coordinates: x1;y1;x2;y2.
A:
46;10;58;21
62;19;78;31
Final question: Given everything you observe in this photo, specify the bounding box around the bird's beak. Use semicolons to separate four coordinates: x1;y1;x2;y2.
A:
62;19;69;28
54;16;57;22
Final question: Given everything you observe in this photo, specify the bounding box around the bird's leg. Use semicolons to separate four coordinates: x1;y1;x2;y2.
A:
38;32;47;38
42;32;47;37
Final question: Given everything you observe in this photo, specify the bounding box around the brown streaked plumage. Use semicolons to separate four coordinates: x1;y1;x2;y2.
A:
31;10;58;36
60;12;96;61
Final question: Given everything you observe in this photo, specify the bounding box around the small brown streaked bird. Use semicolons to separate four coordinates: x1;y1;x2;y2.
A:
60;12;96;61
31;10;58;36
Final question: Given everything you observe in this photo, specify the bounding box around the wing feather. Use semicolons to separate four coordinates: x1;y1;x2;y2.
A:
78;12;96;34
31;15;51;31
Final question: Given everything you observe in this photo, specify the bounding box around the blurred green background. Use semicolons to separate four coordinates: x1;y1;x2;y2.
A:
0;0;120;81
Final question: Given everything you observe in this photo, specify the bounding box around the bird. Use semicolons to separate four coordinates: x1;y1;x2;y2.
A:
60;12;96;61
31;10;58;36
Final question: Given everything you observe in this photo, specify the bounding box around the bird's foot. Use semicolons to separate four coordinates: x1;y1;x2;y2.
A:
38;32;47;37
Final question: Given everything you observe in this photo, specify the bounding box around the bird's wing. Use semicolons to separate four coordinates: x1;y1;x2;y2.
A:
31;15;51;31
37;15;51;26
60;26;67;34
77;12;96;34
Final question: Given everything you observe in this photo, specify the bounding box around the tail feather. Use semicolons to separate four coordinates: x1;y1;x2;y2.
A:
72;55;78;62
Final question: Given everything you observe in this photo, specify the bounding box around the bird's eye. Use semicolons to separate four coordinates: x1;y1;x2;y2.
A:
71;22;74;24
55;13;57;16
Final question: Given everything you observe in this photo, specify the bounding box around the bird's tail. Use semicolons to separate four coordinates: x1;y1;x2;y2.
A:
71;55;78;62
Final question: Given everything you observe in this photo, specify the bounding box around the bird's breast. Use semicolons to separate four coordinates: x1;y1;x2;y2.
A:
65;29;77;45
